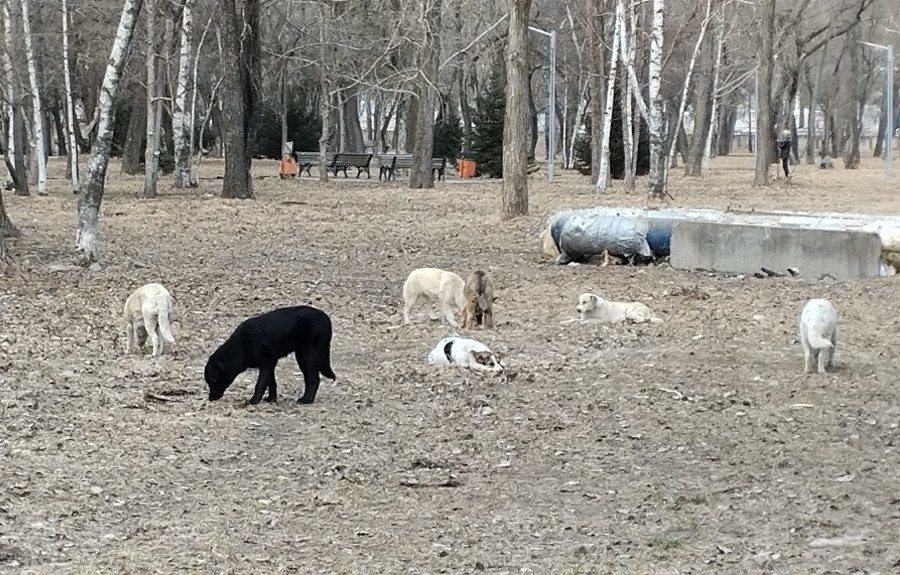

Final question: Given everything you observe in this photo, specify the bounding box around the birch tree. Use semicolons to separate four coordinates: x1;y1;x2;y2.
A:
62;0;79;193
19;0;46;195
646;0;666;198
143;0;162;198
75;0;144;266
502;0;532;218
595;1;621;190
172;0;193;187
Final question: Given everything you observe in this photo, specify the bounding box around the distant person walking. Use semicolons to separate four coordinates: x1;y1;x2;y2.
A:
776;129;792;178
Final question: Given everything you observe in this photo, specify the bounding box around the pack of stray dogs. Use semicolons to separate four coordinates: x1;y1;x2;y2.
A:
122;268;841;406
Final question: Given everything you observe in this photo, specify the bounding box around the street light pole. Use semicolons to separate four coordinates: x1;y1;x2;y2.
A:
860;41;894;177
529;25;556;183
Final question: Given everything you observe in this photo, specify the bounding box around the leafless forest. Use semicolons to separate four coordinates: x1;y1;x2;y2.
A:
1;0;900;573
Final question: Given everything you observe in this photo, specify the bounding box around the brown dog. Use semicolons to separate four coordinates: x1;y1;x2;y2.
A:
459;270;494;329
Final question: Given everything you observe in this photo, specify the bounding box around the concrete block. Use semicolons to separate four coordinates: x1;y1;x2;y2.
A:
670;221;883;279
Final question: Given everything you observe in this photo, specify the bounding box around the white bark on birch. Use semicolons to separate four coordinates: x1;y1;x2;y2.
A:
596;9;621;190
173;0;193;187
618;0;636;190
62;0;79;193
75;0;144;265
646;0;666;197
143;0;161;198
20;0;46;195
663;0;713;186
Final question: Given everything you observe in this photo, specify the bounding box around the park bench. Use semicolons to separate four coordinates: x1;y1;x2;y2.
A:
378;153;447;181
331;153;373;178
294;151;335;177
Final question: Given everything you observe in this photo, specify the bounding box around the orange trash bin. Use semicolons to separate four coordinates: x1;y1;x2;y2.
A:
457;158;475;178
278;154;297;179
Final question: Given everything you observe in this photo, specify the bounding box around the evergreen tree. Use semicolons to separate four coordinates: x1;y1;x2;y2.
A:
471;75;505;178
574;89;651;179
433;108;463;163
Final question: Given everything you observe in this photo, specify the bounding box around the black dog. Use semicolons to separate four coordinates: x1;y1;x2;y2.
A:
205;306;336;404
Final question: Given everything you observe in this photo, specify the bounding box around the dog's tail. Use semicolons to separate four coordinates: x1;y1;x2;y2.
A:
319;344;336;380
807;334;833;350
157;305;176;344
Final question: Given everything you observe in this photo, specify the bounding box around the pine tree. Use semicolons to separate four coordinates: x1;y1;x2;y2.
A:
433;108;463;163
574;92;651;179
471;75;505;178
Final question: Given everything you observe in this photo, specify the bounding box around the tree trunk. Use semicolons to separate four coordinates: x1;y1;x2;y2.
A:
702;5;724;170
587;0;604;185
404;94;418;153
20;0;46;194
2;0;13;189
458;71;472;156
143;0;162;198
596;0;621;190
620;0;637;190
12;106;27;196
686;33;714;176
0;180;17;265
753;0;775;186
806;47;828;164
172;0;193;187
501;0;531;219
844;29;862;169
646;0;666;197
716;106;735;155
219;0;259;199
75;0;144;266
121;98;146;174
410;0;442;189
317;2;330;182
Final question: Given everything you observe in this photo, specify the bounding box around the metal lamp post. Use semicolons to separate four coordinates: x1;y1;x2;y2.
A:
860;41;894;178
529;25;557;183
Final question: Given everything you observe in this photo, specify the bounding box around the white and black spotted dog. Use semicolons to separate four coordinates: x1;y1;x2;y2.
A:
427;334;504;374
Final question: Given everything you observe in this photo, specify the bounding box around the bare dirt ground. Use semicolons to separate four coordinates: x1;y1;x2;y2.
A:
1;153;899;574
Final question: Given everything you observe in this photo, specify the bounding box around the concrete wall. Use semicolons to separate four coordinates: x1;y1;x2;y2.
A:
670;221;883;279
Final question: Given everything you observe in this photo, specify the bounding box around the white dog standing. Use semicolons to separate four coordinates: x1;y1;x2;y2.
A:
576;292;662;323
402;268;465;326
427;334;505;374
798;298;838;374
123;283;176;357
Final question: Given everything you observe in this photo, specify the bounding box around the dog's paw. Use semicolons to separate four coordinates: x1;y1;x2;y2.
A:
247;397;262;406
264;395;278;403
297;396;315;405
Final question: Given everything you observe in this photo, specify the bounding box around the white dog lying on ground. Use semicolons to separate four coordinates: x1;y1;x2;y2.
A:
427;334;505;374
402;267;465;326
798;298;838;374
123;283;176;357
576;292;662;323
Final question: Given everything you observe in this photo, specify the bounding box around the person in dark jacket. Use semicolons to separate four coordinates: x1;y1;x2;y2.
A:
776;129;792;178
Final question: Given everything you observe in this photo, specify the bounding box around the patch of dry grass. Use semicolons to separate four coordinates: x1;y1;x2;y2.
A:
0;153;898;574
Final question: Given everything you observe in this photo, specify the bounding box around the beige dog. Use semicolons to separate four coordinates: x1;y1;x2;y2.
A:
459;270;495;329
123;283;176;356
402;268;465;326
576;292;662;324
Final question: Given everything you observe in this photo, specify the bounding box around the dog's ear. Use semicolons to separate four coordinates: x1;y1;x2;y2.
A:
590;294;601;304
471;351;492;365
